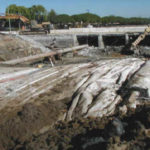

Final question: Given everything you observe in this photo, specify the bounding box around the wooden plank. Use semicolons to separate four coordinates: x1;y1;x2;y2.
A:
0;45;88;65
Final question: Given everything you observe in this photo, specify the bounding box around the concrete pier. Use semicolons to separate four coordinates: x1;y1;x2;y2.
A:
125;34;129;45
73;34;79;46
19;25;150;48
98;34;105;49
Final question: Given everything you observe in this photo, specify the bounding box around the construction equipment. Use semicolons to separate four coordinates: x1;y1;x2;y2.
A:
130;25;150;55
20;20;51;34
122;25;150;55
42;22;51;33
131;25;150;49
30;20;43;32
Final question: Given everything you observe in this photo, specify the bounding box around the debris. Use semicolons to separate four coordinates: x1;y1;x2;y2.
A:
66;58;145;120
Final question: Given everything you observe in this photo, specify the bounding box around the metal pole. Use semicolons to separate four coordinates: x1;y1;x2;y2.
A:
19;20;21;31
8;8;11;33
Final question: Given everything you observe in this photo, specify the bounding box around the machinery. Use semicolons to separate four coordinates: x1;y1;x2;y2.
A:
30;20;44;32
130;25;150;55
132;25;150;48
30;21;51;33
20;20;51;34
122;25;150;56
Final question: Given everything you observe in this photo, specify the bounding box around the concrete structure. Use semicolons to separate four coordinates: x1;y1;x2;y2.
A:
28;26;150;48
23;33;150;49
51;26;147;35
2;26;149;48
125;33;129;45
98;34;105;49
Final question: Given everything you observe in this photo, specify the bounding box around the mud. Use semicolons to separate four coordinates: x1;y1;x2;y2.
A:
0;98;68;150
3;104;149;150
0;75;77;150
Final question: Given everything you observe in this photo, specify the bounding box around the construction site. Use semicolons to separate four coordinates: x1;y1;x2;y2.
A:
1;9;150;150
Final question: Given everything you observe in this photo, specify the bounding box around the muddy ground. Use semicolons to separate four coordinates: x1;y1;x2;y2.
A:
0;34;150;150
2;103;150;150
0;62;150;150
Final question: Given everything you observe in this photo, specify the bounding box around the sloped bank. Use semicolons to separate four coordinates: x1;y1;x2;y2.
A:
0;34;51;62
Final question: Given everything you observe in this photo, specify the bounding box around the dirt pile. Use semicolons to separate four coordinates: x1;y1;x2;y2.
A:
0;34;43;61
0;98;67;150
8;105;150;150
0;73;76;150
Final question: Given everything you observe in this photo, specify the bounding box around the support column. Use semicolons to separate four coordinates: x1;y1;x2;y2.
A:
125;33;129;45
98;34;105;49
73;35;79;46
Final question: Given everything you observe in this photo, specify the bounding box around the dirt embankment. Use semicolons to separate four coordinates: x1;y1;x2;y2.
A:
0;34;42;61
0;97;68;150
0;75;75;150
3;104;150;150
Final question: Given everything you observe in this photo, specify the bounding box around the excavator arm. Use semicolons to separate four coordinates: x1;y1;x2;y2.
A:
122;25;150;56
131;25;150;49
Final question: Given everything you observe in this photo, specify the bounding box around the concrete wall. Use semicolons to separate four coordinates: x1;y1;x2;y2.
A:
25;35;75;48
0;26;147;35
18;26;149;49
51;26;147;34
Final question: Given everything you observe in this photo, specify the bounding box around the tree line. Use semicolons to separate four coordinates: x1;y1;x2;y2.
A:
6;4;150;26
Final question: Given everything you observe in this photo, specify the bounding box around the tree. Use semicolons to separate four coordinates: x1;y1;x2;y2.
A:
5;5;150;25
6;5;47;22
6;5;30;18
6;4;18;14
29;5;47;22
72;13;100;23
48;9;57;24
56;14;75;24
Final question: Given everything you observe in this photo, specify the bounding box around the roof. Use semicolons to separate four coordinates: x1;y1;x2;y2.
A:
0;14;30;23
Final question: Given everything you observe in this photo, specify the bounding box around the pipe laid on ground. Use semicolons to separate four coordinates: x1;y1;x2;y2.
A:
0;45;88;65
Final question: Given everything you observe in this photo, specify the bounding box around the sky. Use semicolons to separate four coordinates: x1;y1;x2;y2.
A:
0;0;150;18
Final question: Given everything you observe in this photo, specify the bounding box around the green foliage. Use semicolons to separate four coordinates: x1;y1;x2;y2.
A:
48;9;57;23
56;14;75;24
5;5;150;25
101;15;150;25
6;4;30;18
6;4;47;23
27;5;47;22
72;13;100;23
29;5;47;22
101;16;124;24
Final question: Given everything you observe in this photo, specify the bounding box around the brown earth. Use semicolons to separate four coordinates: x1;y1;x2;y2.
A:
6;105;150;150
0;34;42;61
0;97;68;150
0;76;76;150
